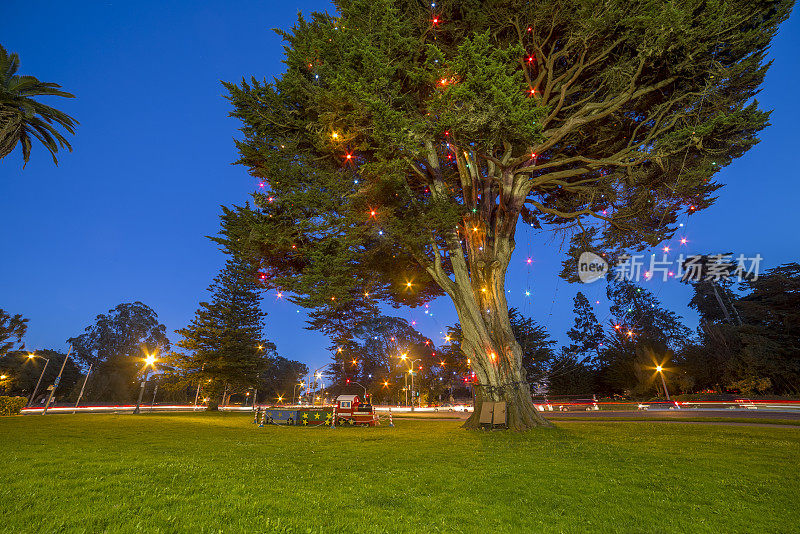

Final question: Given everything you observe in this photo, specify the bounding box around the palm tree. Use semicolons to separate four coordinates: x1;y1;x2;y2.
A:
0;44;77;166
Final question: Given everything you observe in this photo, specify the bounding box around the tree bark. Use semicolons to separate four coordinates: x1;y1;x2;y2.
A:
424;153;550;430
453;289;551;431
445;231;551;431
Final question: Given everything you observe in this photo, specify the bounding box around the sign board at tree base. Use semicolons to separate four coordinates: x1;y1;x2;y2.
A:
479;401;508;428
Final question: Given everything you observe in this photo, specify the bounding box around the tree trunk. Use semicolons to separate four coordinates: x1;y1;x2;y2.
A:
424;161;550;430
448;244;551;431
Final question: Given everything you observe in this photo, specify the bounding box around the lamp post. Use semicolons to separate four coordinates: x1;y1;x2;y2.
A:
192;363;206;411
655;365;671;401
347;380;368;399
133;353;157;414
26;353;50;408
149;377;159;412
310;365;326;405
43;345;72;415
292;382;304;405
73;363;93;413
398;354;422;412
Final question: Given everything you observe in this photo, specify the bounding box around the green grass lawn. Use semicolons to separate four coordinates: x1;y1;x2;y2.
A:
2;413;798;533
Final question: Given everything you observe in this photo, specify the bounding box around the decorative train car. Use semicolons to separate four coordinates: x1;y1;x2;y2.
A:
256;395;377;427
260;406;334;426
333;395;378;427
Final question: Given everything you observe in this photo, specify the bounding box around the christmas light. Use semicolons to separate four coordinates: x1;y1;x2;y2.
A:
331;131;339;140
526;258;532;264
680;238;687;244
663;246;670;252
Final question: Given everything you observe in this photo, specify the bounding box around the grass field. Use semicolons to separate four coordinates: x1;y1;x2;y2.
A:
2;413;799;533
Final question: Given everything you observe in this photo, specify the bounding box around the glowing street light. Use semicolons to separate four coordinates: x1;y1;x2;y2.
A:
26;353;51;408
655;365;671;401
292;382;304;404
133;351;158;414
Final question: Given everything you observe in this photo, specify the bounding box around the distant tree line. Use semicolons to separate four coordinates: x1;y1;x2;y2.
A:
321;261;799;402
0;256;306;407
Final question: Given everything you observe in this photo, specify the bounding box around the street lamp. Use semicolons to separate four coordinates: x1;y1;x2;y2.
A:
293;382;304;405
655;365;671;401
42;345;73;415
346;379;368;399
133;352;158;414
400;357;422;412
26;353;51;408
310;365;326;405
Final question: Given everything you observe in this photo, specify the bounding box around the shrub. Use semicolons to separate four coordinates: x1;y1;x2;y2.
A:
0;396;27;416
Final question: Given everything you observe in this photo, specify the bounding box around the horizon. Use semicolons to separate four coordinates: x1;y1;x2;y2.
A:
2;0;799;371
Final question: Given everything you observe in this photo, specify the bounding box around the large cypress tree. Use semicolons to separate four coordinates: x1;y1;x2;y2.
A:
174;256;271;404
220;0;791;429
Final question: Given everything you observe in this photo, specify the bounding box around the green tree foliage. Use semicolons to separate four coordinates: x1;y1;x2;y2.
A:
676;261;799;395
258;355;308;402
547;292;603;395
173;257;273;403
0;308;28;355
563;292;604;363
68;302;169;403
509;308;556;387
0;349;82;403
0;44;77;165
328;315;440;403
728;263;800;394
597;280;689;396
220;0;790;429
677;254;743;391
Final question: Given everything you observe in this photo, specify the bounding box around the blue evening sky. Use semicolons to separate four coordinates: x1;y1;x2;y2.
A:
1;1;798;372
